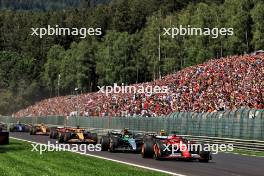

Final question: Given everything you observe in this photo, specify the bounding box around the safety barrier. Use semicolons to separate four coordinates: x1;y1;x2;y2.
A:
0;108;263;141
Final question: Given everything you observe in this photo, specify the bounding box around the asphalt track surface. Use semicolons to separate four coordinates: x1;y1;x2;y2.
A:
10;132;264;176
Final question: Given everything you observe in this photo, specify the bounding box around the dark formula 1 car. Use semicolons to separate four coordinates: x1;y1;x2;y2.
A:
50;127;98;144
30;124;51;135
141;133;212;162
100;129;144;152
49;126;64;139
9;122;31;132
0;132;9;145
0;126;9;145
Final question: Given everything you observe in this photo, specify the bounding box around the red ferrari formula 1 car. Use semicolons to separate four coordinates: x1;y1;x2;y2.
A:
141;131;212;162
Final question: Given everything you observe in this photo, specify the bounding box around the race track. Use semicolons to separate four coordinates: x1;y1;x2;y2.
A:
10;132;264;176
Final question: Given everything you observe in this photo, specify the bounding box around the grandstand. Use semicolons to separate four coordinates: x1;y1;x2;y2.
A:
14;54;264;118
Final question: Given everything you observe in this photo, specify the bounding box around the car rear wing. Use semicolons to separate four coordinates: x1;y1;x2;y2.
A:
144;132;157;136
109;130;122;134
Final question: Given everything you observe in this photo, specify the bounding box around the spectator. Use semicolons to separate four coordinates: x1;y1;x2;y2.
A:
14;54;264;117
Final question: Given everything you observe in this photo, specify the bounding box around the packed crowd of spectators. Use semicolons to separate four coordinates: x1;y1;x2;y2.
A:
14;54;264;117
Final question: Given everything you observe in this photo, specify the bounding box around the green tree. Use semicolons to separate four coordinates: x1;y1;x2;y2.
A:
141;15;161;80
222;0;253;55
251;1;264;50
43;45;65;96
96;31;142;85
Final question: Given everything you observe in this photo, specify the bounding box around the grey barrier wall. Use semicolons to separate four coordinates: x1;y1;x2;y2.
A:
0;108;263;140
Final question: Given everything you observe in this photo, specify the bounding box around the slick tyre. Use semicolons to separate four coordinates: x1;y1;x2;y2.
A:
101;136;110;151
24;126;30;132
153;141;165;160
141;140;154;158
63;132;71;142
30;127;37;135
198;151;211;163
58;133;65;143
109;137;118;153
53;131;58;139
197;144;211;162
49;130;57;139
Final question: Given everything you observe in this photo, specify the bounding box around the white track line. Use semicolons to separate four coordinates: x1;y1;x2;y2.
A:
10;137;187;176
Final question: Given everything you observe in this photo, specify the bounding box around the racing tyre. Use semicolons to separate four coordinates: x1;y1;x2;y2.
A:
198;151;211;163
109;137;118;152
153;141;166;160
53;131;58;139
24;126;30;132
30;127;37;135
197;144;211;162
101;136;110;151
141;140;154;158
63;132;71;142
58;133;65;143
49;130;56;139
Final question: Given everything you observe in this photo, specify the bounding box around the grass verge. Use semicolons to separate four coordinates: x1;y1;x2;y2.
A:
0;139;168;176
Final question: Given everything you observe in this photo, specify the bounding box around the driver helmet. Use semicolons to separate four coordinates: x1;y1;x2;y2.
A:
123;128;130;135
159;129;166;136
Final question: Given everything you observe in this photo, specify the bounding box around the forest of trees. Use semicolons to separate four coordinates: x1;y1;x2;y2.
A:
0;0;263;115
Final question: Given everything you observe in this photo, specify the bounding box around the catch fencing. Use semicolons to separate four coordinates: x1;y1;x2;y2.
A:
0;108;263;140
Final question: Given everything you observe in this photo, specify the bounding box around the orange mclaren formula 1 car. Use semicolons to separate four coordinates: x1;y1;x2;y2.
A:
50;127;98;144
30;123;51;135
141;131;212;162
